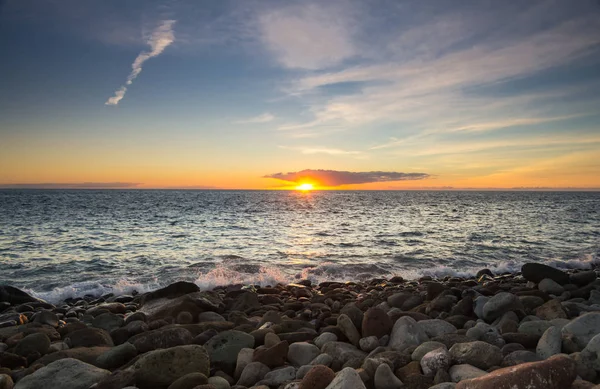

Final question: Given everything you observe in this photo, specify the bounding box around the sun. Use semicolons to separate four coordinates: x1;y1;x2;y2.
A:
296;183;314;191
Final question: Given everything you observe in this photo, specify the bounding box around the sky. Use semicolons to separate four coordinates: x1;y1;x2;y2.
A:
1;0;599;190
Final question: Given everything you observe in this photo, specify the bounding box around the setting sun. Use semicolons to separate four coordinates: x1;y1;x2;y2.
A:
296;183;314;191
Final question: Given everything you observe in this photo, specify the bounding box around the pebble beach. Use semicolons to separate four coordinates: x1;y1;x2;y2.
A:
2;262;600;389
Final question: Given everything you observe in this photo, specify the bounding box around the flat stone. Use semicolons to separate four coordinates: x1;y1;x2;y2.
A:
388;316;429;351
324;367;366;389
455;354;577;389
449;341;502;370
419;319;457;338
562;312;600;349
536;326;562;359
521;263;570;285
14;358;110;389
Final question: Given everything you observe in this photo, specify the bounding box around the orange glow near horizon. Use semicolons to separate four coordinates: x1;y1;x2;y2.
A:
296;183;315;191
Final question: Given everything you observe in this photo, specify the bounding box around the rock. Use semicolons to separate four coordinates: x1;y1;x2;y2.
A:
538;279;565;295
430;384;456;389
13;358;110;389
449;341;503;370
92;313;124;333
288;342;321;366
432;334;474;349
236;362;270;387
96;342;137;369
65;328;114;348
570;271;597;286
337;314;360;347
139;291;219;322
562;312;600;349
388;316;429;351
374;363;403;389
0;286;42;305
32;311;58;327
324;367;366;389
129;326;192;353
207;376;231;389
582;333;600;371
362;308;392;339
87;303;126;316
94;370;136;389
299;365;335;389
536;326;562;359
482;293;523;322
234;348;255;380
421;348;451;377
502;350;542;366
419;320;457;338
473;296;489;320
14;333;50;357
455;354;577;389
502;332;540;348
142;281;200;302
311;353;333;366
535;299;567;320
449;364;487;382
35;346;109;366
427;282;446;301
315;333;337;349
264;332;281;348
321;342;367;371
0;374;13;389
358;336;379;352
571;352;597;382
176;311;194;325
167;372;208;389
518;320;552;336
131;345;210;388
227;291;260;313
198;311;226;322
259;366;295;386
519;296;545;312
521;263;570;285
411;341;447;361
252;340;288;368
205;330;255;368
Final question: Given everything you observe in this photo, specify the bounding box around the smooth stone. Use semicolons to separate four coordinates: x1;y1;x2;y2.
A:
359;336;379;352
259;366;295;386
535;299;568;320
315;333;337;349
521;263;570;285
502;350;543;366
536;326;562;359
324;367;366;389
388;316;429;351
92;313;124;333
234;348;255;380
299;365;335;389
14;333;50;357
205;330;255;367
419;319;457;338
482;293;523;322
167;372;208;389
449;341;503;370
175;311;193;325
337;314;360;347
411;341;447;361
582;333;600;371
421;347;451;377
570;271;597;286
253;340;288;368
288;342;321;367
310;353;333;366
473;296;489;320
65;328;114;348
539;279;565;295
502;332;540;349
449;364;487;382
207;376;231;389
321;342;367;371
264;332;281;348
430;384;456;389
236;362;270;387
518;320;553;336
130;345;210;388
32;311;58;327
96;342;137;369
562;312;600;349
455;354;577;389
374;363;403;389
198;311;226;322
129;326;192;353
14;358;110;389
0;374;13;389
362;308;392;339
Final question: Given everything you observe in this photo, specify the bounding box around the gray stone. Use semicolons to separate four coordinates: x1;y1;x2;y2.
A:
260;366;295;386
449;341;502;370
236;361;270;387
205;330;255;367
429;384;456;389
539;278;565;295
92;313;124;333
96;342;137;369
321;342;367;371
518;320;553;336
419;319;457;338
130;344;210;388
589;290;600;305
388;316;429;351
288;342;320;366
421;347;451;376
325;367;366;389
207;376;231;389
129;326;192;353
14;332;50;357
502;350;543;366
234;348;255;380
14;358;109;389
359;336;379;352
537;326;562;359
198;311;226;322
310;353;333;366
582;332;600;371
48;341;69;353
315;332;338;349
449;364;487;382
562;312;600;349
374;363;403;389
474;296;489;320
482;293;522;322
337;314;361;347
411;341;447;361
33;310;59;327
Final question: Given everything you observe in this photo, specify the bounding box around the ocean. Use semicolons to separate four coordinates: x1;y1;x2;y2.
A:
0;190;599;303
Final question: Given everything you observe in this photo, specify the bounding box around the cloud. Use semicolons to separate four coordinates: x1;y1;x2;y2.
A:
234;113;275;124
105;19;176;105
0;182;141;189
258;3;355;69
279;146;366;158
264;169;429;186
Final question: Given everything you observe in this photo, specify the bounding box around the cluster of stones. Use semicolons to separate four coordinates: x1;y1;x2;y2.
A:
1;262;600;389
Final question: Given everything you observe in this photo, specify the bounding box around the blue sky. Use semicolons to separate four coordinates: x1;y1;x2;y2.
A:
1;0;599;188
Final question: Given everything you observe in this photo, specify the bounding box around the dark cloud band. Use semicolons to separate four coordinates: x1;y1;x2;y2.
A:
264;169;430;186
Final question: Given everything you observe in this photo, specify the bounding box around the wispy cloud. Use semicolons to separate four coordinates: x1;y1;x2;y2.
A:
234;112;275;124
0;182;141;189
106;19;176;106
264;169;429;186
279;145;365;158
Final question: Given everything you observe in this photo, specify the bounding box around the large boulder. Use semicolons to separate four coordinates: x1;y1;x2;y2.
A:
65;328;114;348
130;345;210;388
204;330;255;368
138;291;220;322
388;316;429;351
482;293;523;322
455;354;577;389
521;263;570;285
561;312;600;349
362;308;392;338
14;358;110;389
0;286;43;306
129;326;192;353
449;341;503;370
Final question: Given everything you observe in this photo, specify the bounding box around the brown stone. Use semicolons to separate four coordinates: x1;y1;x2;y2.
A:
252;340;288;368
361;308;392;338
501;332;540;349
299;365;335;389
0;352;27;369
168;372;208;389
129;326;193;353
65;327;114;348
456;354;577;389
396;360;422;381
535;299;567;320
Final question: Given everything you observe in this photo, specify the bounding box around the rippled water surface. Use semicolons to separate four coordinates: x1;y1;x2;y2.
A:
1;190;599;301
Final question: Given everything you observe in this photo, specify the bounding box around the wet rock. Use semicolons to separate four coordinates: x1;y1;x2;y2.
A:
374;363;403;389
411;341;447;362
448;364;487;382
570;271;597;286
521;263;570;285
389;316;429;351
561;312;600;349
419;319;457;338
131;345;210;388
205;330;255;368
236;361;269;387
482;293;522;322
65;328;114;348
142;281;200;302
0;286;42;306
337;314;360;347
14;333;50;357
129;326;192;353
299;365;335;389
362;308;392;339
14;358;110;389
252;340;288;368
32;311;58;327
420;348;451;377
538;279;564;295
455;354;576;389
536;326;561;359
324;367;366;389
96;342;137;369
449;341;503;370
167;372;208;389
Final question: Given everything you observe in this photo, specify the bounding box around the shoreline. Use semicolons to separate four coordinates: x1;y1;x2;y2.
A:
1;262;600;388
